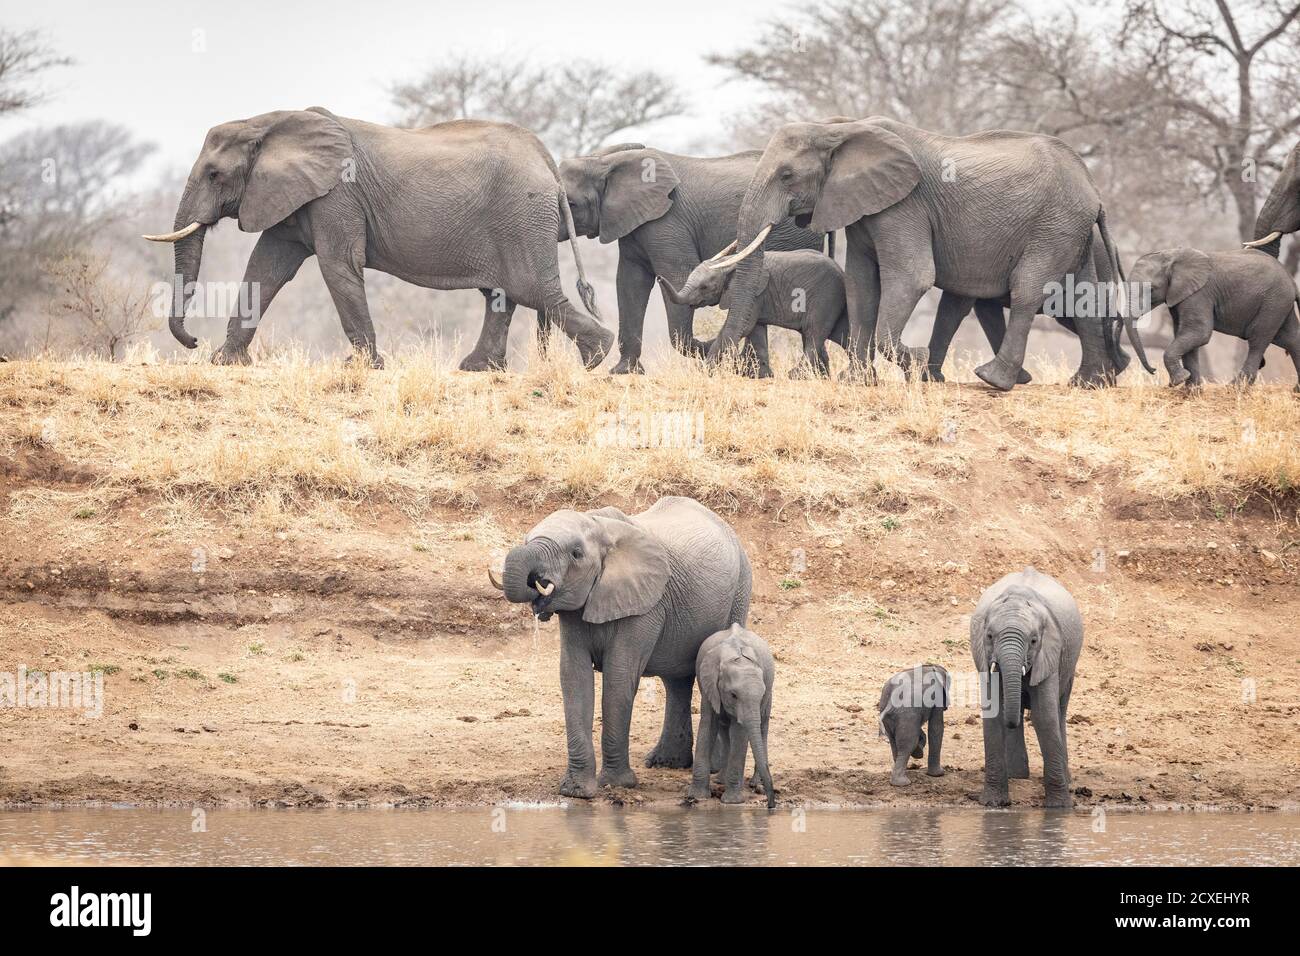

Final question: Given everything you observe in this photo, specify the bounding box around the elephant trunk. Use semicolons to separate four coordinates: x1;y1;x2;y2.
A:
743;707;775;809
994;639;1026;729
656;276;689;306
708;191;782;363
500;540;552;605
169;224;207;350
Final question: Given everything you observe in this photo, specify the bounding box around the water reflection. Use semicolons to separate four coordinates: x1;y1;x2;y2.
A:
0;807;1296;866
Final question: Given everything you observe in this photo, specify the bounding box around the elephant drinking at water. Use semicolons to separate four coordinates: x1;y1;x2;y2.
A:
489;497;752;799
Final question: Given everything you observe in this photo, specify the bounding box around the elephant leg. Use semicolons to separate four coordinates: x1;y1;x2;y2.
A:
1163;302;1213;386
596;633;657;789
212;231;310;365
1184;346;1204;388
711;718;729;775
1064;315;1114;388
611;255;654;374
1234;331;1272;385
1031;690;1071;809
926;710;945;777
318;246;384;368
874;265;932;379
925;292;974;382
688;706;717;800
1006;713;1030;779
720;720;749;804
557;635;597;799
739;325;773;378
841;238;881;378
798;332;832;377
976;265;1049;391
459;288;516;372
975;301;1033;385
645;675;695;769
980;712;1011;807
1271;312;1300;389
889;710;922;787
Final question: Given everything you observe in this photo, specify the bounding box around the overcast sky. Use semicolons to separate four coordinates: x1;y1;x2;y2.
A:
2;0;791;177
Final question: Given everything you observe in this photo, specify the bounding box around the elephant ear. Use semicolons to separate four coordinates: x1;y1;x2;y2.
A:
239;108;353;233
1029;599;1064;687
810;124;920;234
598;149;680;243
969;610;990;673
1166;248;1212;307
582;516;671;624
698;642;723;714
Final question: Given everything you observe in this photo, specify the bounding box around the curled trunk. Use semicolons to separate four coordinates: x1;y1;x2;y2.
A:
501;541;548;604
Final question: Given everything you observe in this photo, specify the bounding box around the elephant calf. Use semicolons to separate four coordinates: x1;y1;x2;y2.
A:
490;497;752;799
688;624;776;808
971;568;1084;809
877;664;949;787
1128;247;1300;388
659;249;848;378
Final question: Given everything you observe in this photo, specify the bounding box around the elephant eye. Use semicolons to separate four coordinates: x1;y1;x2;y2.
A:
571;547;583;560
208;169;219;183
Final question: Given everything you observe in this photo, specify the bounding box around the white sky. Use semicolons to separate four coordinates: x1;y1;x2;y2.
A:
1;0;796;178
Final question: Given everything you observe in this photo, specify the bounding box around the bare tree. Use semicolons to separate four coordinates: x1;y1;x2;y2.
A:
0;28;70;118
390;55;685;156
43;252;158;360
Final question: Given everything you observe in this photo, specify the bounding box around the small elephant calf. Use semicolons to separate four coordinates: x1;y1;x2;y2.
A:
877;664;950;786
1128;247;1300;388
689;624;776;808
659;248;848;378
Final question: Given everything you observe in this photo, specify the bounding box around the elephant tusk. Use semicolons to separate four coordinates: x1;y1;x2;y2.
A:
704;240;738;263
990;661;998;673
487;566;504;591
142;221;202;243
1243;231;1282;249
707;224;773;270
534;579;555;596
1022;665;1027;677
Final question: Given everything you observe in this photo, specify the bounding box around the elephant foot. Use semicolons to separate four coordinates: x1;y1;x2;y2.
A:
644;740;693;770
1167;366;1191;386
720;787;749;805
210;345;252;366
598;766;638;790
1043;790;1073;810
458;350;507;372
609;355;645;375
979;787;1011;808
974;357;1022;392
344;349;384;370
837;364;875;385
558;771;598;800
575;326;615;370
686;782;711;803
926;766;945;778
1068;370;1113;389
920;365;945;383
749;774;766;794
889;773;912;788
1016;367;1033;385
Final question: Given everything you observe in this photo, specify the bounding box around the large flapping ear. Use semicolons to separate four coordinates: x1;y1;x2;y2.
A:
1166;247;1213;306
810;122;920;234
969;610;990;674
698;641;723;714
582;516;671;624
1029;598;1064;687
239;108;353;233
598;149;680;243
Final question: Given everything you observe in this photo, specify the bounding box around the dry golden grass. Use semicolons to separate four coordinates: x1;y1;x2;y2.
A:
0;334;1296;536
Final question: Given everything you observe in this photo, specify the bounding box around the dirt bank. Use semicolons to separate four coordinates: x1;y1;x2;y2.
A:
1;357;1297;810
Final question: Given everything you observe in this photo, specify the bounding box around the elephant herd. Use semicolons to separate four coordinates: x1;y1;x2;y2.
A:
145;108;1300;390
488;496;1083;809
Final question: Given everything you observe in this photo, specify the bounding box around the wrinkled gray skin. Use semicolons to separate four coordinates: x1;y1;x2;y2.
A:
1128;248;1300;389
551;145;824;374
1250;139;1300;258
688;624;776;808
877;663;949;787
713;117;1152;390
926;230;1131;387
150;108;612;369
660;249;849;377
970;567;1083;809
493;497;752;799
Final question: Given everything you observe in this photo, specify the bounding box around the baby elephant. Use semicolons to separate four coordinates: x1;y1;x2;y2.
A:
689;624;776;808
1128;247;1300;388
877;664;950;786
659;248;848;377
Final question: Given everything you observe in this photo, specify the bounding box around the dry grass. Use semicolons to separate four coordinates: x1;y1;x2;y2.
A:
0;335;1296;536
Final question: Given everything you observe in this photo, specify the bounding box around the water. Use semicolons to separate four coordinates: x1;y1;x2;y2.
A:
2;808;1297;866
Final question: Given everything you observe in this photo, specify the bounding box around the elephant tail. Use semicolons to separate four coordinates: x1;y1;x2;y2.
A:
1097;206;1155;375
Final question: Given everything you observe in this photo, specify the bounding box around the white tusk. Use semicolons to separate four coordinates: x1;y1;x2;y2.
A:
487;567;504;591
707;224;773;270
534;580;555;596
142;221;202;243
1243;231;1282;249
704;240;738;263
1021;665;1027;677
990;661;998;673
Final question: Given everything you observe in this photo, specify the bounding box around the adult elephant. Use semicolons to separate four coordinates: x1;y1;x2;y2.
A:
926;229;1130;387
488;498;751;798
549;144;824;374
144;108;612;369
1248;139;1300;256
707;117;1153;390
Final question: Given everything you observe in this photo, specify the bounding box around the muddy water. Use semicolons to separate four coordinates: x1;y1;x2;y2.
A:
1;808;1297;866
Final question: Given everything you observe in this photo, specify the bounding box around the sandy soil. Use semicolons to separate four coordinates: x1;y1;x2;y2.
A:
1;365;1298;811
